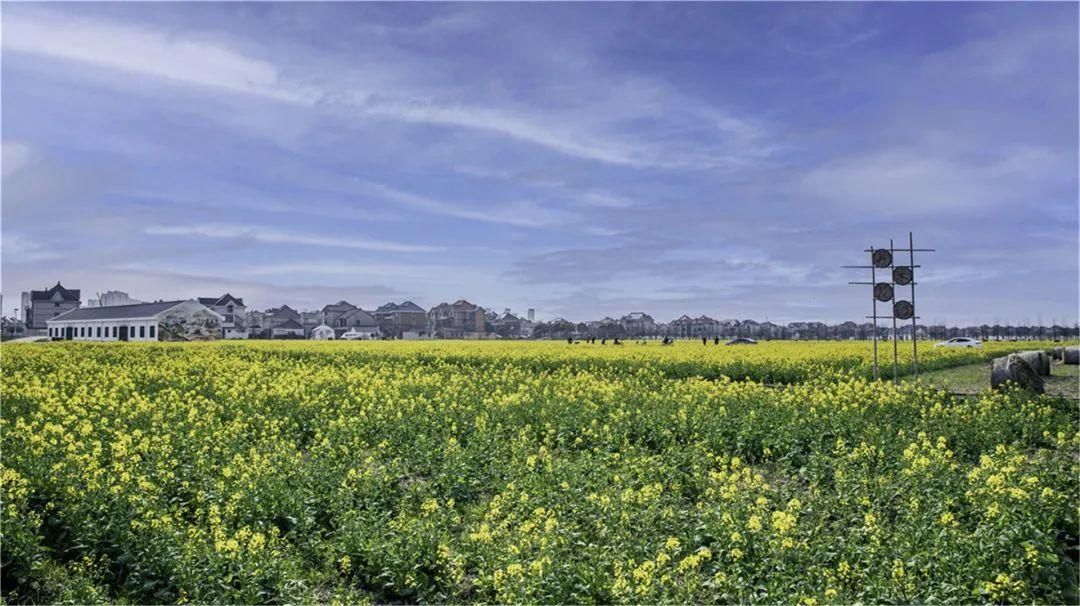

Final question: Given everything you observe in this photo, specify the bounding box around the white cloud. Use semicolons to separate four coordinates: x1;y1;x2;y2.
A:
2;8;774;170
798;144;1070;213
144;223;443;253
365;181;577;229
2;9;314;104
0;233;65;267
1;141;37;179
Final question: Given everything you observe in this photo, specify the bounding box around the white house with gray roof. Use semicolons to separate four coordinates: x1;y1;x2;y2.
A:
46;300;223;342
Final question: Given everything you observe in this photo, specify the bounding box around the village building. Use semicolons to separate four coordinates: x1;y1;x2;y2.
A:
427;300;486;338
491;309;527;338
669;315;721;338
23;282;81;330
45;300;223;341
620;312;655;336
310;324;335;340
197;293;248;339
373;301;427;338
271;318;305;339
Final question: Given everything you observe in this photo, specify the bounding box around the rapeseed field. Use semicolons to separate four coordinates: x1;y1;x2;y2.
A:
2;341;1075;604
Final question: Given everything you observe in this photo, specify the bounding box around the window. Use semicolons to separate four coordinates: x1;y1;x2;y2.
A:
140;326;145;338
112;326;118;338
55;302;60;307
149;325;156;339
79;326;84;337
96;326;102;338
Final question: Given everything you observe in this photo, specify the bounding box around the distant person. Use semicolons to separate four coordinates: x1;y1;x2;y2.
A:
702;336;707;345
601;338;607;345
614;338;622;346
714;337;720;345
567;336;573;345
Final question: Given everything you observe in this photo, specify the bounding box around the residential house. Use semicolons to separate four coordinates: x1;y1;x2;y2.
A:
247;305;301;339
300;311;325;337
271;319;305;339
428;300;486;338
373;301;427;338
491;310;526;339
691;315;721;337
322;301;358;329
198;293;248;339
669;315;695;338
23;282;81;330
620;312;655;336
336;308;380;337
758;321;784;340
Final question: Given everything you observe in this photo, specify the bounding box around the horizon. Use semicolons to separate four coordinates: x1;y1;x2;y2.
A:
3;3;1078;326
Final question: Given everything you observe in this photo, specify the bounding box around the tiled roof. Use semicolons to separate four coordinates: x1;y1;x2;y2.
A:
199;293;244;306
275;319;304;330
48;300;188;322
31;282;80;302
339;308;377;326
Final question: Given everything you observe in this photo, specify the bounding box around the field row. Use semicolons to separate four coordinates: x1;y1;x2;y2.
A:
2;344;1077;603
67;339;1065;384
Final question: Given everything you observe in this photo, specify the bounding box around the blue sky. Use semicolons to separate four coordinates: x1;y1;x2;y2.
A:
2;2;1077;325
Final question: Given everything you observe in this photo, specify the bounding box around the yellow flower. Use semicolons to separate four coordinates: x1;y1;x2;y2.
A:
748;515;763;532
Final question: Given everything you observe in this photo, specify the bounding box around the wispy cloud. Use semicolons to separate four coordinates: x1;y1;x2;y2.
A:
1;7;775;170
144;224;443;253
2;9;315;104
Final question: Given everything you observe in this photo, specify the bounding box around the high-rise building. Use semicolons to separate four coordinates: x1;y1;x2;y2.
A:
527;308;535;322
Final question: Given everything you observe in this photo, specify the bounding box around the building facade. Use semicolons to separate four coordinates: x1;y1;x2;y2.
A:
271;319;305;338
23;282;81;330
620;312;655;336
46;300;223;341
373;301;427;338
427;300;486;338
197;293;248;339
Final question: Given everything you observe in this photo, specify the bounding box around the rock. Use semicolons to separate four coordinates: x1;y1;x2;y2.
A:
1016;351;1051;377
990;354;1045;393
1065;346;1080;365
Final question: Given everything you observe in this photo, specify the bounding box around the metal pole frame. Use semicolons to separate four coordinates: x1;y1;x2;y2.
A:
909;231;919;381
869;247;879;381
890;239;899;384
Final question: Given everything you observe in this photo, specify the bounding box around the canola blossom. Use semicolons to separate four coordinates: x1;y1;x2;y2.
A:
1;341;1076;604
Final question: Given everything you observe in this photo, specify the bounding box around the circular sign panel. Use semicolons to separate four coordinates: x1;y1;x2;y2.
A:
892;266;913;285
893;300;914;320
872;249;893;268
873;282;894;302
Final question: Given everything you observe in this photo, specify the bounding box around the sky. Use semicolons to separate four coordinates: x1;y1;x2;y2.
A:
2;2;1077;325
